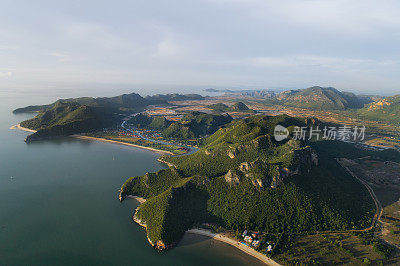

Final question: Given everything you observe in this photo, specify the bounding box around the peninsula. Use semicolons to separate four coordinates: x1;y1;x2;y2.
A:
14;88;400;265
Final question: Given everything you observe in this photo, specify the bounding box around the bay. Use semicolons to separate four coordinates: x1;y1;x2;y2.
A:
0;92;264;266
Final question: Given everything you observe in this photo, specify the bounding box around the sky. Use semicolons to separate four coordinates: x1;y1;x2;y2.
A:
0;0;400;95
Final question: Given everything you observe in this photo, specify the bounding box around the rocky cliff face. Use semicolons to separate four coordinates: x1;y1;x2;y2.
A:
224;145;318;188
224;169;241;185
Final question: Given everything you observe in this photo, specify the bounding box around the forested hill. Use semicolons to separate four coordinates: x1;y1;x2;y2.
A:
127;111;233;139
120;114;379;251
276;86;373;110
15;93;207;142
162;111;233;139
15;93;154;142
13;93;206;114
20;101;120;142
207;102;255;113
358;95;400;124
13;92;157;114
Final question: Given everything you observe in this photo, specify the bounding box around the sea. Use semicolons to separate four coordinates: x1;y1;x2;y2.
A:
0;88;264;265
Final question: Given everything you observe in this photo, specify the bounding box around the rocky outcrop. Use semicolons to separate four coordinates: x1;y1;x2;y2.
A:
227;144;248;159
239;161;254;172
118;190;126;202
225;169;241;185
251;179;264;188
224;146;319;189
291;146;319;173
250;135;273;149
24;132;51;142
156;240;166;250
227;149;236;159
133;206;156;248
270;174;283;189
227;135;274;159
143;173;150;188
157;158;176;168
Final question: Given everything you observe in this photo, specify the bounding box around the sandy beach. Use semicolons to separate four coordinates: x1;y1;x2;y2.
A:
186;229;281;266
11;123;279;265
73;135;174;155
10;124;37;133
126;195;146;204
10;124;173;155
129;198;280;265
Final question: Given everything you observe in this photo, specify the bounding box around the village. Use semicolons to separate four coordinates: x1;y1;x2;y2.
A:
240;230;274;253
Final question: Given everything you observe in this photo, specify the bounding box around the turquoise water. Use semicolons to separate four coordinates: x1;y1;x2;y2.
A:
0;93;263;265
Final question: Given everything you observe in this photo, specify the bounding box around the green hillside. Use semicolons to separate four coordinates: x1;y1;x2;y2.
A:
208;102;255;113
207;103;229;112
21;101;118;142
16;93;158;141
14;92;152;114
128;114;172;130
358;95;400;124
127;111;233;139
231;102;252;111
162;111;233;139
120;115;380;251
276;86;372;110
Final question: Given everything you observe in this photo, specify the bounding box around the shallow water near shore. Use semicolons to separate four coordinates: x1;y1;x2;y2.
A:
0;93;264;266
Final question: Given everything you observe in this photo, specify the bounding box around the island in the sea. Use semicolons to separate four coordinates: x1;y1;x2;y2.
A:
14;87;400;265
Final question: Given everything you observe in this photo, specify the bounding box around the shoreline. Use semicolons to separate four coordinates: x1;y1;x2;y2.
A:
73;135;174;155
10;124;37;133
11;123;279;265
130;195;281;266
10;124;173;155
125;195;146;204
186;228;281;266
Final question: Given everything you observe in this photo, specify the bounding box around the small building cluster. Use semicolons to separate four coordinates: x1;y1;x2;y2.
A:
241;230;261;248
101;128;137;137
241;230;273;252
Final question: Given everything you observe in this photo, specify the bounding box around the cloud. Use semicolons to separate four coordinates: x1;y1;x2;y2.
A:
0;71;13;77
248;55;375;69
0;45;18;51
62;22;129;50
0;0;399;93
207;0;400;36
155;39;182;57
49;52;70;62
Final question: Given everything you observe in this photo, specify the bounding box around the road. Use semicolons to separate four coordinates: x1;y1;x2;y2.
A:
336;159;382;232
306;159;400;250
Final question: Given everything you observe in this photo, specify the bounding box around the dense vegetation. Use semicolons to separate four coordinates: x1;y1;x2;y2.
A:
272;86;374;110
128;114;172;130
207;102;255;113
14;92;155;114
15;93;207;141
21;101;119;142
358;95;400;124
162;111;233;139
16;93;158;141
128;111;233;139
120;114;382;250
